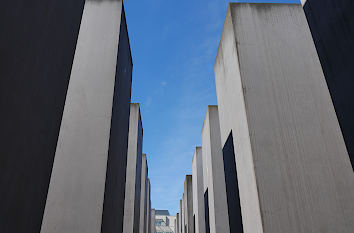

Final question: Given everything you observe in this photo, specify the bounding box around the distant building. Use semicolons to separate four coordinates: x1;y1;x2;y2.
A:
155;210;176;233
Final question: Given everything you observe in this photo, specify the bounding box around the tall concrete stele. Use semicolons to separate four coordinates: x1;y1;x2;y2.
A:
146;179;151;233
123;104;143;233
183;175;194;233
0;0;133;233
182;194;186;233
192;147;205;233
214;3;354;233
151;209;156;233
179;199;183;233
140;154;148;233
301;0;354;169
201;106;230;233
176;213;180;233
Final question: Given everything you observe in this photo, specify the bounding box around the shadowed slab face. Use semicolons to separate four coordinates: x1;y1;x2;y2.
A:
222;132;243;233
39;0;133;232
0;1;85;232
101;4;132;233
303;0;354;169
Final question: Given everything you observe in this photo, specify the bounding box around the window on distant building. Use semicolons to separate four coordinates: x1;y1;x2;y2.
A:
156;219;163;226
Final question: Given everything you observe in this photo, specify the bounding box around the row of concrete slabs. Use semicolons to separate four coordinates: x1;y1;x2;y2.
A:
176;2;354;233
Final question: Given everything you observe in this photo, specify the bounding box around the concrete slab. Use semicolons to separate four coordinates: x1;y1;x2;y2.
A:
201;106;230;233
176;213;180;233
139;154;148;233
192;147;205;233
146;179;151;233
215;3;354;233
40;1;133;233
151;209;156;233
123;103;143;233
0;0;85;232
184;175;194;233
179;199;183;233
182;194;186;233
303;0;354;168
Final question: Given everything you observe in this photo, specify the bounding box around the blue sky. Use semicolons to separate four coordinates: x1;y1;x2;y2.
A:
124;0;299;215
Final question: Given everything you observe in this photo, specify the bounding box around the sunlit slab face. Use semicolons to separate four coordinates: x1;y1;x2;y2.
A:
301;0;307;6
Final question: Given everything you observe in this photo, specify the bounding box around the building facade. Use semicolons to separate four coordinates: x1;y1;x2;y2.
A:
155;210;176;233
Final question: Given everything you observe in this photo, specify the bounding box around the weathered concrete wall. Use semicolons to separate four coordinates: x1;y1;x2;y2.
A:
0;0;85;232
151;209;156;233
192;147;206;233
179;199;183;233
176;213;180;233
139;154;148;233
99;5;132;232
184;175;194;233
40;1;134;233
123;104;143;233
201;106;230;233
146;179;151;233
222;133;243;233
215;3;354;233
303;0;354;168
182;194;186;233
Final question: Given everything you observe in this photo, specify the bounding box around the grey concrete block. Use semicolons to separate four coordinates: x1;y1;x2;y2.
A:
215;3;354;233
0;1;85;232
146;179;151;233
123;103;143;233
201;106;230;233
303;0;354;168
176;213;180;233
182;194;186;233
184;175;194;233
139;154;148;233
40;1;133;233
179;199;183;233
151;209;156;233
192;147;206;233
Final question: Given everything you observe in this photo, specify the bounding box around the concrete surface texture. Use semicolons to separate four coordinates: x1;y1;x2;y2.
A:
201;106;230;233
192;147;206;233
146;179;151;233
140;154;148;233
184;175;194;233
222;133;243;233
124;104;143;233
0;0;85;232
303;0;354;168
151;209;156;233
179;199;183;233
182;194;186;233
214;3;354;233
40;0;134;232
176;213;180;233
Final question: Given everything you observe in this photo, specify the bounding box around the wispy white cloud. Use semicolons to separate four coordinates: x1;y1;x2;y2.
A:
161;81;167;87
